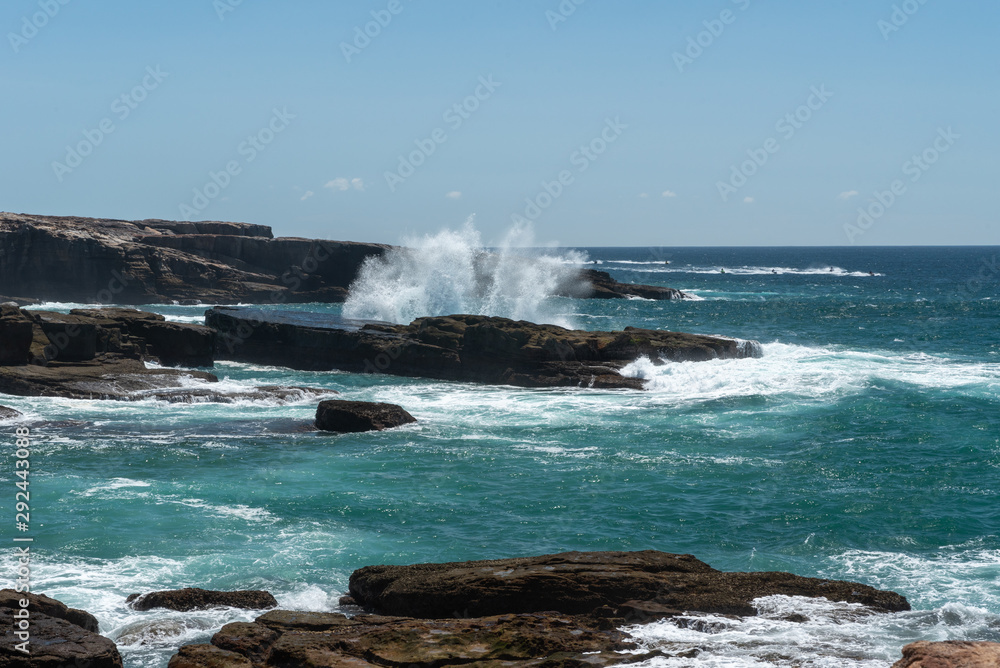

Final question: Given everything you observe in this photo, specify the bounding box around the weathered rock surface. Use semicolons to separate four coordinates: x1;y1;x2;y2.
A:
576;268;687;300
0;212;390;304
125;588;278;612
0;592;121;668
0;589;99;632
348;550;910;619
893;640;1000;667
0;405;20;420
175;610;644;668
0;355;335;404
208;308;762;389
1;212;685;305
315;400;416;433
0;306;336;403
0;303;33;365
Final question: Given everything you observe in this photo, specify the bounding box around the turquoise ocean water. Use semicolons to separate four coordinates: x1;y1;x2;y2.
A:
2;246;999;667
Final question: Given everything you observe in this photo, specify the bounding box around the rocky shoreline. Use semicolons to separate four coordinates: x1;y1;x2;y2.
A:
208;308;762;389
0;212;687;305
9;550;982;668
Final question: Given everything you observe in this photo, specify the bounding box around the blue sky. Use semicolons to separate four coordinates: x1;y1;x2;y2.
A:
2;0;997;246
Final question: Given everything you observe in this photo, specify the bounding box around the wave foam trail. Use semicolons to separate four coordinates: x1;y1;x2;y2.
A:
342;219;585;327
620;343;1000;403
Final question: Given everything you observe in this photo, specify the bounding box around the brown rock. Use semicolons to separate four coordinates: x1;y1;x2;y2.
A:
893;640;1000;667
315;400;416;433
0;588;99;632
174;611;636;668
348;550;909;619
167;644;252;668
0;608;121;668
126;588;277;612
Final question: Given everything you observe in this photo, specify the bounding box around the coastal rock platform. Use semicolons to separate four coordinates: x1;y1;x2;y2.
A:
207;308;763;389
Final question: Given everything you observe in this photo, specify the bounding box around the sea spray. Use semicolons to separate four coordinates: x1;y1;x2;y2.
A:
342;220;587;327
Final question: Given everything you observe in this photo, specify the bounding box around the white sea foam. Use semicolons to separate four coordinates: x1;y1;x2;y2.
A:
603;262;882;278
620;343;1000;403
342;219;585;327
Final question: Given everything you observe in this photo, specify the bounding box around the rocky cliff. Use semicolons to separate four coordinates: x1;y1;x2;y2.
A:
0;212;687;305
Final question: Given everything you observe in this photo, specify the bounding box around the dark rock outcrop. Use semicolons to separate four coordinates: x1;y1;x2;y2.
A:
208;308;762;389
1;212;685;305
0;589;100;632
0;303;33;365
893;640;1000;667
348;550;910;619
0;212;389;305
174;610;641;668
70;308;215;367
0;352;335;404
315;400;416;433
576;269;687;300
0;405;20;420
125;588;277;612
0;591;121;668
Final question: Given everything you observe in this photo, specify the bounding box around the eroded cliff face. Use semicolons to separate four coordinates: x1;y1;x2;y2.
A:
0;212;390;305
0;212;688;305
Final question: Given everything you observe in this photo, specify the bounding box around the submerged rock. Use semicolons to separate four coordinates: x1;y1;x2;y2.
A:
208;309;763;390
348;550;910;619
315;400;416;433
893;640;1000;667
126;588;278;612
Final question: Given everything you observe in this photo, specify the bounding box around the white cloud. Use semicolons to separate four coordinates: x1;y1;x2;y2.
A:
662;190;677;198
325;177;365;192
639;192;649;198
300;190;314;202
838;190;859;200
446;191;462;199
743;197;755;204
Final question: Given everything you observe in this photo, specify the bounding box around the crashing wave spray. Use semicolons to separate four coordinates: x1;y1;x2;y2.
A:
342;219;586;327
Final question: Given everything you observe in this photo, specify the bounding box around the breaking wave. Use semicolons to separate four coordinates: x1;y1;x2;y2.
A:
342;220;586;327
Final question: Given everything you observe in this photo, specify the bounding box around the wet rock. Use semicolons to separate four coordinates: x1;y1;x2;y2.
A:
167;644;252;668
348;550;910;619
126;588;277;612
0;589;100;632
315;400;416;433
208;309;762;390
574;268;687;300
0;608;121;668
0;405;21;420
114;618;213;647
892;640;1000;667
175;611;637;668
0;303;33;365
